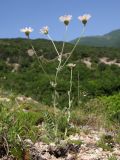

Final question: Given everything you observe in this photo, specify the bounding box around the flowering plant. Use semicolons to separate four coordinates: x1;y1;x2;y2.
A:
20;13;91;141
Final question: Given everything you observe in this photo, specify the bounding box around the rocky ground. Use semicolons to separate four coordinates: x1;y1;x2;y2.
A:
28;127;120;160
1;127;120;160
0;94;120;160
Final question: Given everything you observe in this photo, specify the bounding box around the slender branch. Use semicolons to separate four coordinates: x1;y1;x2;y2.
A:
46;33;60;137
52;55;62;138
55;26;68;83
61;26;68;54
49;27;68;138
69;68;73;109
28;38;51;82
62;26;86;68
47;34;60;56
70;26;85;54
65;67;73;137
31;45;51;81
55;58;62;84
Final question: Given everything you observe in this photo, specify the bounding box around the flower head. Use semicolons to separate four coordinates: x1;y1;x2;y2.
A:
78;14;91;25
67;63;76;68
20;27;33;38
59;15;72;26
40;26;49;35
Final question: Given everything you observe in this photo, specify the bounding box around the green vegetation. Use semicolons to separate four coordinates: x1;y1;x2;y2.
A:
0;38;120;158
0;99;42;159
0;38;120;106
108;156;117;160
0;91;119;158
97;134;114;151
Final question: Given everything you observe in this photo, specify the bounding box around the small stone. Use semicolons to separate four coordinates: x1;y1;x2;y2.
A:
24;139;33;145
113;149;120;156
66;153;76;160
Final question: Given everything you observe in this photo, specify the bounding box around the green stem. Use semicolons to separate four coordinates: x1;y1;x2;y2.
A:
47;34;60;138
28;38;51;82
65;67;73;137
68;68;73;118
31;45;51;81
48;28;68;138
55;26;68;84
61;26;68;54
47;34;60;56
62;26;86;68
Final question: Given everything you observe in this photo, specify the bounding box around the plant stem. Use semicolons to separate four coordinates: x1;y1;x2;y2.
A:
61;26;68;54
47;34;60;138
62;26;85;68
70;26;85;54
47;34;60;56
48;28;68;138
28;38;51;81
65;67;73;137
54;25;68;84
53;55;62;138
31;44;51;81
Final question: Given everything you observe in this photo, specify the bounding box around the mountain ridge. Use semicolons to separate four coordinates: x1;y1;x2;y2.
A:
71;29;120;48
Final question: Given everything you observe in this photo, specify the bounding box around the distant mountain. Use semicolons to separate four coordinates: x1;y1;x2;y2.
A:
71;29;120;48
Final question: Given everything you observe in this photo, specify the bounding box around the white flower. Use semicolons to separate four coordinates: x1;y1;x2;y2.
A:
78;14;91;25
20;27;33;38
40;26;49;35
59;15;72;25
20;27;33;33
67;63;76;68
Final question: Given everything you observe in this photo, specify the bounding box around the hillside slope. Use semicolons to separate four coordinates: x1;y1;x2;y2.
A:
71;29;120;48
0;38;120;106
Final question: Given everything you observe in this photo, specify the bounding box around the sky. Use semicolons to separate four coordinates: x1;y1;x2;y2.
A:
0;0;120;41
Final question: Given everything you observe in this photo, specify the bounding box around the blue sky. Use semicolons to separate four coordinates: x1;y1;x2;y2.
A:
0;0;120;41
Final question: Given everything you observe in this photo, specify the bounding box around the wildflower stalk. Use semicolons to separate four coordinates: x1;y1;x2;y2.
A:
53;55;63;137
65;66;73;137
61;26;68;54
47;34;60;138
30;44;51;81
47;34;60;56
48;28;68;138
54;25;68;83
53;55;63;138
62;26;86;68
24;34;51;81
46;25;85;138
70;26;85;54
